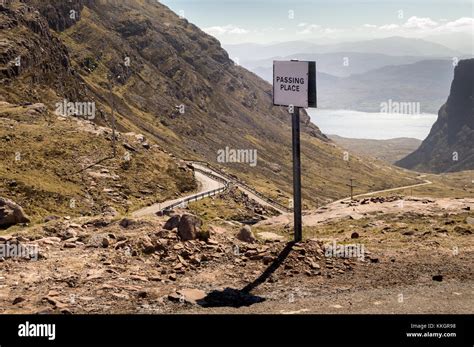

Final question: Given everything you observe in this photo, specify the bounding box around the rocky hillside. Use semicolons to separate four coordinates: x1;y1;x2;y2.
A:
0;101;196;224
397;59;474;173
1;0;418;210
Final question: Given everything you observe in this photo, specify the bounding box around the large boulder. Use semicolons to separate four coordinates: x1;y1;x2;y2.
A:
0;197;30;229
177;214;202;241
163;215;181;230
236;225;256;243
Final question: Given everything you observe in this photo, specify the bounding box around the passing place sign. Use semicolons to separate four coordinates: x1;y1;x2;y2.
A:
273;61;309;108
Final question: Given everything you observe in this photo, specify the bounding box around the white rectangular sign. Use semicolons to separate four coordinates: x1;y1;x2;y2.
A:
273;61;309;108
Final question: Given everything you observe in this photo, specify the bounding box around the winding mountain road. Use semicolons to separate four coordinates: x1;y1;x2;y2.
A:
132;171;225;218
190;163;289;214
132;160;432;219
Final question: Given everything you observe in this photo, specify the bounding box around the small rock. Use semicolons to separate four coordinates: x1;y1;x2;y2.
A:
101;238;109;248
137;291;148;299
262;255;274;265
119;218;135;228
130;275;149;282
173;243;184;250
44;216;60;223
64;229;78;240
350;232;359;239
103;206;118;217
63;242;77;249
175;288;206;304
236;225;256;243
115;240;128;249
123;142;137;152
432;275;443;282
269;163;282;173
12;297;25;305
454;226;472;235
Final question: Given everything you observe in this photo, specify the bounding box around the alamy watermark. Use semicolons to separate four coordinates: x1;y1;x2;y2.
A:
380;99;420;115
324;240;365;261
0;243;39;261
18;321;55;341
217;146;258;167
55;99;96;120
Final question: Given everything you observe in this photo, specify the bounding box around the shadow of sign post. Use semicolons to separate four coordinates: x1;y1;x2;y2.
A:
196;242;296;308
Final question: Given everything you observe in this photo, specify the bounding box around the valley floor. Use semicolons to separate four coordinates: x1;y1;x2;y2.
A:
0;193;472;314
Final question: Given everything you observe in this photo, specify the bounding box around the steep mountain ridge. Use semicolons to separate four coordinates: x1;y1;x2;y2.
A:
396;59;474;173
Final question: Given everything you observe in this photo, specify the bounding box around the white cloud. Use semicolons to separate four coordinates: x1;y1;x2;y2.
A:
297;23;322;34
323;28;339;34
203;25;250;36
378;24;399;31
368;16;473;35
296;23;341;35
403;16;438;30
437;17;474;33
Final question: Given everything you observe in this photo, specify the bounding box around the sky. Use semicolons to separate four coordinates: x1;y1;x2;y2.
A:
160;0;473;45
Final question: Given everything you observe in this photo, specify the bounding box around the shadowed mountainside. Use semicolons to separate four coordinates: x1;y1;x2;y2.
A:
397;59;474;173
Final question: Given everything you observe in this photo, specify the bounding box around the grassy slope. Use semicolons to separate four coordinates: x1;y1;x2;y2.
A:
0;104;196;223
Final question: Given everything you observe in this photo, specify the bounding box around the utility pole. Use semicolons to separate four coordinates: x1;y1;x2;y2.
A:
107;74;117;158
347;178;356;200
292;106;302;242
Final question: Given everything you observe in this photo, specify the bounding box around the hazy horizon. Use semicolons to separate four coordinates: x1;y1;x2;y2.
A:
162;0;473;53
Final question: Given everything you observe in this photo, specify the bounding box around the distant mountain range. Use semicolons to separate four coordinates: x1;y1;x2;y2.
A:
250;59;455;113
224;36;464;62
317;59;455;113
397;59;474;173
243;52;428;78
226;36;472;113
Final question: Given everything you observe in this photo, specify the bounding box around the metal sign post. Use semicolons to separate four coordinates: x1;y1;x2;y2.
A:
291;105;302;242
273;60;316;243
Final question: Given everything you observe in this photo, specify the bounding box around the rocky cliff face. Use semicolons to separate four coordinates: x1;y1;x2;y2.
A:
0;1;86;102
397;59;474;173
1;0;417;205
